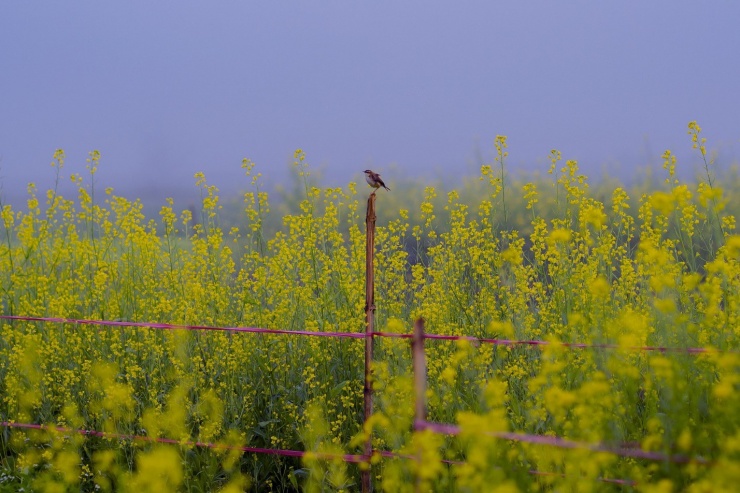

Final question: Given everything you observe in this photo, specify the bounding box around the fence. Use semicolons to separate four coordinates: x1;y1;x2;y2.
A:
0;193;730;491
0;312;723;490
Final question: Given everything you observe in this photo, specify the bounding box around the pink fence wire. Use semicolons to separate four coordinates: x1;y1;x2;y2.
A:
0;421;637;487
0;315;365;340
0;421;366;463
0;315;732;354
416;420;710;465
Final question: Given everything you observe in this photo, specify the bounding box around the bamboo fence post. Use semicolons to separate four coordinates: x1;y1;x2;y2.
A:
412;318;427;493
362;192;377;493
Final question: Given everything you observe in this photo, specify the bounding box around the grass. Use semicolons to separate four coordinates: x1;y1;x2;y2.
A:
0;125;738;491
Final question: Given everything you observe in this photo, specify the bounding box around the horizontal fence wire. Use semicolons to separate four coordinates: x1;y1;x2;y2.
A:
416;421;710;465
0;315;365;339
0;421;636;487
0;422;488;468
0;315;733;354
0;421;366;463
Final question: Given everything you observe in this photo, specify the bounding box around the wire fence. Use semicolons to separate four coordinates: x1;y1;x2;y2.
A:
0;420;639;487
0;421;363;463
416;420;709;464
0;315;720;474
1;314;731;354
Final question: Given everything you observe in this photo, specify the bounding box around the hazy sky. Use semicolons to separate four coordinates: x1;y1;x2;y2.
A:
1;1;739;206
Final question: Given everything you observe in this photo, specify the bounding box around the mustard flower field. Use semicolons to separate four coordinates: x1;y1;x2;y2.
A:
1;123;739;491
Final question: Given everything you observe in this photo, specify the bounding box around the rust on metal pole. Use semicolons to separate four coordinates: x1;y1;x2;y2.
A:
411;317;427;493
362;192;377;493
412;318;427;429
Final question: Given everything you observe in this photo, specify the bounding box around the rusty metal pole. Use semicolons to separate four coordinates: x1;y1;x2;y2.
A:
411;318;427;493
412;318;427;429
362;192;377;493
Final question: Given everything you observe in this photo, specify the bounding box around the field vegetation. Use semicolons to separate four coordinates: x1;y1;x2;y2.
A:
0;122;738;491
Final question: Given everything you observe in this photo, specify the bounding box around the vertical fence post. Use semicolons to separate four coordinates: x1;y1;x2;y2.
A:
412;318;427;428
412;318;427;493
362;193;377;493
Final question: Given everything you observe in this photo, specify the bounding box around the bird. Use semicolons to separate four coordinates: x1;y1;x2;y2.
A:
364;169;390;192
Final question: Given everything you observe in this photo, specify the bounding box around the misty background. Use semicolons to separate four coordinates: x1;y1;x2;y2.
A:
1;1;739;212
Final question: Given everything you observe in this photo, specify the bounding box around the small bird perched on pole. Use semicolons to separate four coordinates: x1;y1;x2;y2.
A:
364;169;390;192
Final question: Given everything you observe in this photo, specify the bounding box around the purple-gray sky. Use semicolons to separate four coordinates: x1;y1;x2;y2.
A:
1;1;739;206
